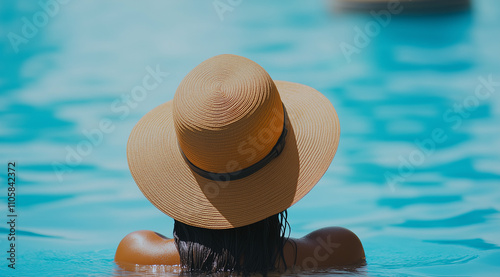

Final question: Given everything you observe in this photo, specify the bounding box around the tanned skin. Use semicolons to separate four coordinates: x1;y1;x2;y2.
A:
115;227;365;270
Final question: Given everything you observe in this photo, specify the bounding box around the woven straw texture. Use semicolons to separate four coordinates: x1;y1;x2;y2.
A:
127;54;340;229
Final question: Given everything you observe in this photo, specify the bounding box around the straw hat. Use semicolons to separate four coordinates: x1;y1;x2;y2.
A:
127;54;340;229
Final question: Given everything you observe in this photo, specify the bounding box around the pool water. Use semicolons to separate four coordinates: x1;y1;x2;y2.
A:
1;0;500;276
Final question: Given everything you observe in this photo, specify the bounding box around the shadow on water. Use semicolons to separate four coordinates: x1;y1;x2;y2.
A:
2;103;75;143
367;10;475;71
378;195;462;209
395;208;498;228
425;238;500;250
0;227;62;239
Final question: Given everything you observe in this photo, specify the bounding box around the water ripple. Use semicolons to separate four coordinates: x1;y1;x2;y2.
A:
395;208;498;228
425;239;500;250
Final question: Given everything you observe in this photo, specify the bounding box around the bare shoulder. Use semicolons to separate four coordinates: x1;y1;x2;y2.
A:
284;227;365;270
114;230;180;265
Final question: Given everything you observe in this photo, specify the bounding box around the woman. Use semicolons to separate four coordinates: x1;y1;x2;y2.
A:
115;54;365;275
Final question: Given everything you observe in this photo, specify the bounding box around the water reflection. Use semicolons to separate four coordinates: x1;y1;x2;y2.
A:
1;0;500;276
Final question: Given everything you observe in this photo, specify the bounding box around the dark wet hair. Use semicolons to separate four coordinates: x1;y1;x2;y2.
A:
173;210;294;276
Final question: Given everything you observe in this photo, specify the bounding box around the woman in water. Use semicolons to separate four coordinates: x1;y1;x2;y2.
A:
115;54;365;275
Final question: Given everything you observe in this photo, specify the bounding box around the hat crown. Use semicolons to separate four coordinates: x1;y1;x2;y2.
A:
173;54;284;173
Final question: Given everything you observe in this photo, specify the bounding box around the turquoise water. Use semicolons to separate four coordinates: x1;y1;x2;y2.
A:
1;0;500;276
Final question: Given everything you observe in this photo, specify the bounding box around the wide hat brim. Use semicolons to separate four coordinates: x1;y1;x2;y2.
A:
127;80;340;229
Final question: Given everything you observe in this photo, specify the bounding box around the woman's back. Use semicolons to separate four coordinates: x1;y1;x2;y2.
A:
115;219;365;274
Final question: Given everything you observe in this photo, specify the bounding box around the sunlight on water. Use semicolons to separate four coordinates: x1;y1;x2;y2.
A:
1;0;500;276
